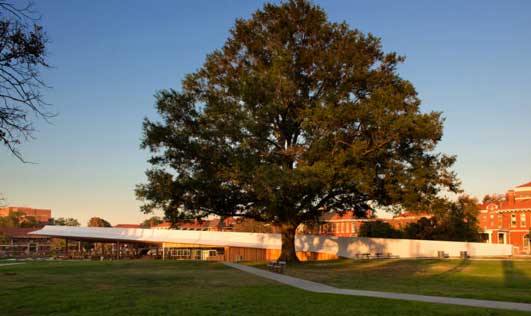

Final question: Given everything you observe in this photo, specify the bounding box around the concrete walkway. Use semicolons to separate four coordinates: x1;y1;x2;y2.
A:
224;262;531;312
0;262;25;267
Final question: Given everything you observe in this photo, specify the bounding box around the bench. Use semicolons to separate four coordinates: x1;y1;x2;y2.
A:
267;260;286;273
355;253;371;259
354;253;398;259
437;251;449;258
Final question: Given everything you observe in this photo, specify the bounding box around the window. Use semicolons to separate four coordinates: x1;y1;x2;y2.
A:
511;214;517;227
524;236;529;250
521;213;527;227
489;214;494;226
498;233;505;244
497;214;503;229
172;248;191;260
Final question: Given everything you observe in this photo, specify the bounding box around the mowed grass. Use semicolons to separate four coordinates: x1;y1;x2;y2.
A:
248;259;531;303
0;260;529;316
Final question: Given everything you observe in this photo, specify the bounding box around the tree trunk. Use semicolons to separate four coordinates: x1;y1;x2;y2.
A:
279;222;299;263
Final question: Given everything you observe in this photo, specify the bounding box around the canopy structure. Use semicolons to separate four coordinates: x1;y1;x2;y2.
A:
30;225;282;249
30;225;513;259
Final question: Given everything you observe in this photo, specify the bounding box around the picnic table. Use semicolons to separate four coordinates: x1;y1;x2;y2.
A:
267;260;286;273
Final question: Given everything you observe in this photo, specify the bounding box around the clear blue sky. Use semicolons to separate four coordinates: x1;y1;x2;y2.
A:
1;0;530;226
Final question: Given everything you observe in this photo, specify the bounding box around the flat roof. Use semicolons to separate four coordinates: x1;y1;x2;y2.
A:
30;226;282;249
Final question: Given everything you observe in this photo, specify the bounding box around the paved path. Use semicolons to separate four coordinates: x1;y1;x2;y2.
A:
0;262;25;267
224;262;531;312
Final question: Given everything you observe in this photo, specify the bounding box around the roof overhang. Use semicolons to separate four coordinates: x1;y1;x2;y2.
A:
29;226;283;250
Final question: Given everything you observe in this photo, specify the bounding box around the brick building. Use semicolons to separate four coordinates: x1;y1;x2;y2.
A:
0;207;52;224
151;217;237;231
313;210;429;237
314;210;374;237
479;181;531;254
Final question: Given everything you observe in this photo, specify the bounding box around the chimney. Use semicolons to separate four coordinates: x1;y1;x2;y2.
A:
506;190;515;204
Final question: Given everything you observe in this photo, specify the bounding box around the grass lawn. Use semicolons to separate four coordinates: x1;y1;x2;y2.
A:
247;259;531;303
0;261;530;316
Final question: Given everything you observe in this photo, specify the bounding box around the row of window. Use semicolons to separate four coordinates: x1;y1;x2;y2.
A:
511;213;527;227
516;191;531;198
486;213;528;228
319;222;358;234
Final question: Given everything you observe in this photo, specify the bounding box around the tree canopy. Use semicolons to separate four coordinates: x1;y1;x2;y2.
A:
0;1;50;161
140;216;163;228
358;220;402;239
403;195;480;242
87;217;111;228
137;0;459;262
54;217;80;227
0;211;39;228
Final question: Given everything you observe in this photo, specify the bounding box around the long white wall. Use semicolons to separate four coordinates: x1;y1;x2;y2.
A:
295;235;513;258
32;226;513;258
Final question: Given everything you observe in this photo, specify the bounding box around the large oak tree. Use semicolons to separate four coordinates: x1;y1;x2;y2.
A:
137;0;459;262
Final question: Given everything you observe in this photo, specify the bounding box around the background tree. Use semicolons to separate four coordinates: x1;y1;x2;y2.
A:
358;221;402;238
87;217;111;227
54;217;80;227
482;193;505;205
0;210;39;227
137;0;459;262
403;195;480;242
0;1;50;161
402;217;436;240
140;216;163;228
232;218;276;233
0;210;22;227
434;195;480;242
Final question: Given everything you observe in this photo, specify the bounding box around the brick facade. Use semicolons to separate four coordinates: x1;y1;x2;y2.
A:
0;207;52;223
478;181;531;254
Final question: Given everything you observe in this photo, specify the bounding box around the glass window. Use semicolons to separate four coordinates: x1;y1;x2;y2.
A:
489;214;494;226
511;214;517;227
521;213;527;227
497;214;503;229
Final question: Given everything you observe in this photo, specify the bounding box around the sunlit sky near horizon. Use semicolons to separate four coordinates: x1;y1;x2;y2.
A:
0;0;530;226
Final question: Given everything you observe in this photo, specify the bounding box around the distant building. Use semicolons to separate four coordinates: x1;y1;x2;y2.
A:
478;181;531;254
315;210;374;237
313;210;430;237
0;206;52;224
152;222;172;230
151;218;236;231
151;210;430;237
388;212;433;229
114;224;142;229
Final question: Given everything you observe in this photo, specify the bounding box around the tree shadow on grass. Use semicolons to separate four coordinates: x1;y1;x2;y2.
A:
432;259;471;278
501;260;530;288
